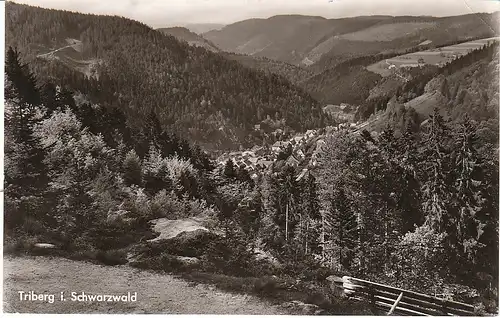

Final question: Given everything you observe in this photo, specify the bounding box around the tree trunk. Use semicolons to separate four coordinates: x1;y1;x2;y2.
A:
285;200;289;241
305;218;309;255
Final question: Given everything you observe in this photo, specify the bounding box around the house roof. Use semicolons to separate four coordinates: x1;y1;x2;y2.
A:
261;160;273;167
286;155;300;165
296;168;309;182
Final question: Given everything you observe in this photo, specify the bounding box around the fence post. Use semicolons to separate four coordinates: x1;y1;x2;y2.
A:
369;283;375;311
388;292;403;315
441;302;448;316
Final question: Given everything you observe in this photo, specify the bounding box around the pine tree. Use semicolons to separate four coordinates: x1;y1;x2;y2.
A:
5;46;40;107
223;159;237;180
123;149;142;186
420;108;453;233
179;169;198;199
397;123;423;233
237;165;253;186
4;49;48;230
323;186;358;271
299;174;321;255
449;115;489;274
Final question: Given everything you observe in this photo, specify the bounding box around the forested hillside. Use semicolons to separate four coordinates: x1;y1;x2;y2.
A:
157;27;221;52
5;2;328;151
223;53;315;85
359;42;499;133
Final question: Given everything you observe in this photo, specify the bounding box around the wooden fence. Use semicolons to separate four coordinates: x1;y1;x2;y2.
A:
332;276;477;316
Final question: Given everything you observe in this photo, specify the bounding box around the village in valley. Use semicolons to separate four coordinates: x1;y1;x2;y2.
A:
217;111;360;182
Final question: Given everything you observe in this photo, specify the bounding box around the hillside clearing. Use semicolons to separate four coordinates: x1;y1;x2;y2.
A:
3;256;287;314
337;22;436;42
367;37;500;76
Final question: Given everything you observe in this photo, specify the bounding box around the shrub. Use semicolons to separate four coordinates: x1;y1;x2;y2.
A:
160;253;201;272
130;255;163;271
391;225;449;293
305;290;332;308
202;224;258;277
253;276;279;295
3;235;36;254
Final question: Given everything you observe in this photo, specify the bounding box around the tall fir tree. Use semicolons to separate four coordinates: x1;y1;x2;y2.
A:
419;108;453;234
4;48;48;230
448;115;490;276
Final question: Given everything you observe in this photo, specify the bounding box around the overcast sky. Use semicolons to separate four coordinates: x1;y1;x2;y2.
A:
13;0;500;28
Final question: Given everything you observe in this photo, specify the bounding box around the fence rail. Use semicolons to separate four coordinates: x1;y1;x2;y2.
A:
332;276;477;316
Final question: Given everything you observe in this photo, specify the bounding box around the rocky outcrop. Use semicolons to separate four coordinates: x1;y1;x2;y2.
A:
148;218;209;242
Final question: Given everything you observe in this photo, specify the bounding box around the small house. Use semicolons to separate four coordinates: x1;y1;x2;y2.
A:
286;155;300;167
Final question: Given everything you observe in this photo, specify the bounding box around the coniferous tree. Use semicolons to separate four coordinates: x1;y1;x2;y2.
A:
397;123;424;232
4;49;48;230
419;108;453;234
298;174;322;255
123;149;142;186
448;115;489;275
323;186;358;271
142;143;172;195
5;46;40;107
223;159;237;180
179;169;198;199
237;165;254;186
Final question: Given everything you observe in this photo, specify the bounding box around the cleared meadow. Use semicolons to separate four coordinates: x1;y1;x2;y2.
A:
367;37;500;76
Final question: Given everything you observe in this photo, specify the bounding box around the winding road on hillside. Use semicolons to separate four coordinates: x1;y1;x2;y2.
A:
36;43;79;58
3;256;286;314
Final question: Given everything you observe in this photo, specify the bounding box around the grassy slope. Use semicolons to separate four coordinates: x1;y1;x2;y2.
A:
3;256;286;314
367;37;500;76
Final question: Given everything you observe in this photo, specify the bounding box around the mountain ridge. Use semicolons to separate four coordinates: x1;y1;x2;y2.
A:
204;12;499;66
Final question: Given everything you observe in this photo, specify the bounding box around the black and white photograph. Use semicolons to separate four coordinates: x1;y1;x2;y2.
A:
2;0;500;315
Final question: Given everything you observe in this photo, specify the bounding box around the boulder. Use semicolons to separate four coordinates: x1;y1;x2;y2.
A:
254;247;281;267
164;229;218;257
160;254;202;271
148;218;209;242
31;242;61;256
33;243;56;249
326;275;347;297
175;256;201;266
143;229;218;258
